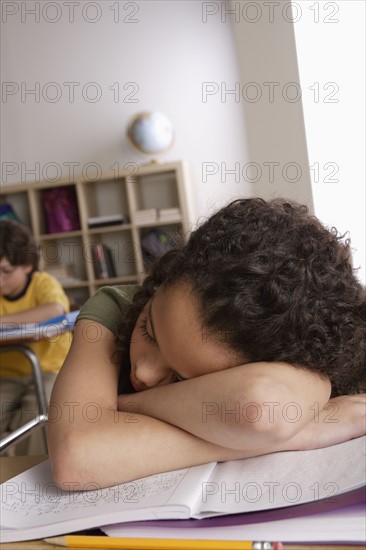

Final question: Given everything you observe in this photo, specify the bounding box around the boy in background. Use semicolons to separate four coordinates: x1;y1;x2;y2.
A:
0;220;71;454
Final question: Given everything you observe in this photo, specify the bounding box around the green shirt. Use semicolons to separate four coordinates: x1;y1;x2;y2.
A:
77;285;139;335
77;285;139;393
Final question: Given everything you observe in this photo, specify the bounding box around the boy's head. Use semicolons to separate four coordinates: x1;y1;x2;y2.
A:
0;220;39;297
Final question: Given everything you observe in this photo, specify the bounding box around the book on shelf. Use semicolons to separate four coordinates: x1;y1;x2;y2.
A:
134;208;158;224
158;207;181;222
87;214;125;228
1;436;365;543
91;243;117;279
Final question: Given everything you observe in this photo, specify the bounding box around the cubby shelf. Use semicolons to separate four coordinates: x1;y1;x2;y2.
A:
0;161;193;308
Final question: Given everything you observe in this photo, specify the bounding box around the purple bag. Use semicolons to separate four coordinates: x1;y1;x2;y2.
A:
42;186;80;233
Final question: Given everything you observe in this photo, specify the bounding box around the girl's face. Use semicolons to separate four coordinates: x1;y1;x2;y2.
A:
129;282;244;391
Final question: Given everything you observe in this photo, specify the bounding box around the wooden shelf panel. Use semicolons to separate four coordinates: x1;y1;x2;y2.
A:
135;219;183;228
94;275;139;286
39;230;83;240
61;281;90;289
87;224;133;235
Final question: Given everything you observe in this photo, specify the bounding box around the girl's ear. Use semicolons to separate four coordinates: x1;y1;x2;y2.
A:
24;264;33;274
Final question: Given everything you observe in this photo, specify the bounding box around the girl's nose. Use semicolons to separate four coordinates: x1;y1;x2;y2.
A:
135;358;171;388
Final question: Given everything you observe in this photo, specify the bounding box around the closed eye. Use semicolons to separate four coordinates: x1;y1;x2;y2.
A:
141;304;187;382
173;371;189;382
139;316;158;347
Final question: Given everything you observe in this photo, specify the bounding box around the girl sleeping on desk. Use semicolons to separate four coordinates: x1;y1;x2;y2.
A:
48;198;366;489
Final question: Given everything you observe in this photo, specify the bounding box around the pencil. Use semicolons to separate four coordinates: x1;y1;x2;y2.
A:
45;535;283;550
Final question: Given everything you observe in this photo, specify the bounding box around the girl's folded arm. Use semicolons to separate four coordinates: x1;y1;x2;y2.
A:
48;321;280;490
118;361;332;450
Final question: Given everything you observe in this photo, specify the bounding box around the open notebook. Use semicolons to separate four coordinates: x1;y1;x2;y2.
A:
1;435;365;543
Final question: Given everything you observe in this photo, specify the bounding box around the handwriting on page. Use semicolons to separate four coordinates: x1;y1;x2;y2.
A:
1;461;188;529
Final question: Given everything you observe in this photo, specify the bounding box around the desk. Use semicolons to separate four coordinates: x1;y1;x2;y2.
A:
1;456;50;549
0;312;79;453
0;457;361;550
0;344;48;453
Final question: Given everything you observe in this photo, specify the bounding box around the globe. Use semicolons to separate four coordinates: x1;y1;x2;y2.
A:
127;111;174;155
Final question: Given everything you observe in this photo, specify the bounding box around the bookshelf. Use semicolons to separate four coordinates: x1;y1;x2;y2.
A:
0;161;193;307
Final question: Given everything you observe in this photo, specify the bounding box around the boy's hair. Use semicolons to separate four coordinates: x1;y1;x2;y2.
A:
116;198;366;397
0;220;39;270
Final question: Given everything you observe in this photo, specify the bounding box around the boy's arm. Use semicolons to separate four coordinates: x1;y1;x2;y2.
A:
118;362;333;451
0;303;65;325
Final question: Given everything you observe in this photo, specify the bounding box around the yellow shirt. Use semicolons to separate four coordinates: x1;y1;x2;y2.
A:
0;272;72;377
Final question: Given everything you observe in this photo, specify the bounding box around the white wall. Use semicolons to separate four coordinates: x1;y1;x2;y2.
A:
4;0;358;277
293;0;365;283
229;0;313;207
1;0;250;222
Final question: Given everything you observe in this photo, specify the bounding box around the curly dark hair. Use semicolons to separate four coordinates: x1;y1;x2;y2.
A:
116;198;366;397
0;220;39;270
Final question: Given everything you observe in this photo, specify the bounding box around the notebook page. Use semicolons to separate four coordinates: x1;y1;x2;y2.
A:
164;462;216;517
0;459;212;531
195;436;366;516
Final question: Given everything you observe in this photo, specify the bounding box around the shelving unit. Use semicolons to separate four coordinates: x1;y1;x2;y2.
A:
0;161;193;307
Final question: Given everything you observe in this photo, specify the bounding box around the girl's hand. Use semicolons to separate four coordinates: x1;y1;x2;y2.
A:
289;393;366;451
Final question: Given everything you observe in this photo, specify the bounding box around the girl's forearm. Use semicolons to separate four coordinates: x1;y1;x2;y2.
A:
118;382;285;451
118;363;330;451
49;406;270;490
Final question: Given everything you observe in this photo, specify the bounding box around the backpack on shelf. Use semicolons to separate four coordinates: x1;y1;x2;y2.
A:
42;186;80;233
